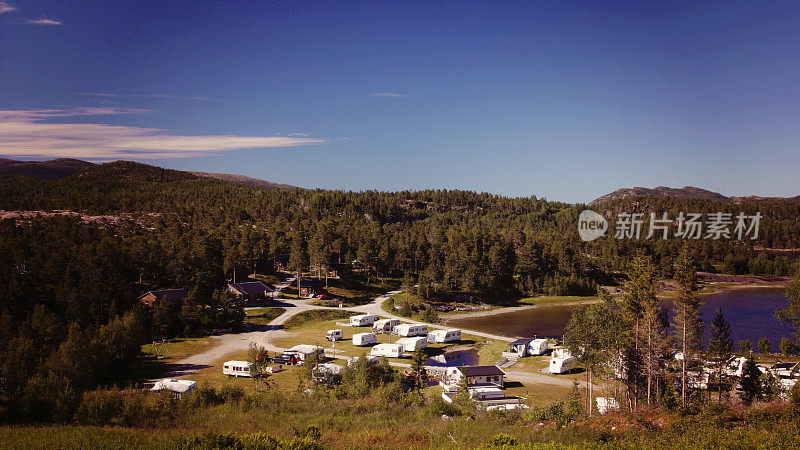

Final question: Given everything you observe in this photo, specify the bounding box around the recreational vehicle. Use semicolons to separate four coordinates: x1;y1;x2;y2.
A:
326;329;344;341
596;397;620;414
370;343;404;358
549;350;577;374
349;314;379;326
396;336;428;353
428;329;461;343
312;363;345;385
373;318;400;333
285;344;324;362
393;323;428;337
352;332;378;346
527;338;549;355
150;379;196;398
223;360;254;377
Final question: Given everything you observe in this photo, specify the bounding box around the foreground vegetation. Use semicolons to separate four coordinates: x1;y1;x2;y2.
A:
1;385;800;449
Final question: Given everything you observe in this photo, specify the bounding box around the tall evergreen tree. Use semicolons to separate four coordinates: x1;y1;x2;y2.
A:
708;309;733;401
671;246;703;404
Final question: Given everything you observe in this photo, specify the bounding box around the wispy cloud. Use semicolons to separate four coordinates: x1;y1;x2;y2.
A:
0;2;16;14
369;92;407;98
76;92;219;102
26;17;61;25
0;108;327;160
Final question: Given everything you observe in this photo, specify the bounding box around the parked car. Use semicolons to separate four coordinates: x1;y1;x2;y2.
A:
272;353;300;365
318;294;331;300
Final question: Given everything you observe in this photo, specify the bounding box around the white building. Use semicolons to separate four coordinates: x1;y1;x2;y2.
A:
440;365;506;392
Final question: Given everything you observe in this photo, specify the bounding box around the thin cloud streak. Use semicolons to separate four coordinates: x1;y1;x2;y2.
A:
369;92;407;98
26;17;61;25
76;92;219;102
0;108;326;160
0;2;16;14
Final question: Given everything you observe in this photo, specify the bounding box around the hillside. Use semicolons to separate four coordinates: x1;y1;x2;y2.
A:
0;158;94;180
189;171;299;190
590;186;729;205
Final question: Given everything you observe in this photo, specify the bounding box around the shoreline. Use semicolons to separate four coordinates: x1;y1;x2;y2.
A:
443;279;790;323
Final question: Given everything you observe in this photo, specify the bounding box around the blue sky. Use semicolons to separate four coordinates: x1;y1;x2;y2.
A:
2;1;800;203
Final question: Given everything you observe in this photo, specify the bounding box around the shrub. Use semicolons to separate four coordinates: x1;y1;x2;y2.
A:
483;433;518;447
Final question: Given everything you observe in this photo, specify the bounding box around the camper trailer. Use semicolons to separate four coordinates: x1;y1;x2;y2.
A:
393;323;428;337
370;343;404;358
428;329;462;343
150;379;196;398
373;318;400;333
223;360;254;377
349;314;379;326
397;336;428;353
326;329;344;341
352;332;378;346
527;338;549;356
285;344;324;363
549;349;577;374
312;363;345;385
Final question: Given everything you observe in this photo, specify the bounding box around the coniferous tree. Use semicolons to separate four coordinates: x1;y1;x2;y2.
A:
708;309;733;401
672;246;703;404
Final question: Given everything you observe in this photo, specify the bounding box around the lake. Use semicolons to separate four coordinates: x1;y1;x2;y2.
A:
447;287;795;352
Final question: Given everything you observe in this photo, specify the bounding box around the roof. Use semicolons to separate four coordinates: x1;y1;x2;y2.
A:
138;288;187;302
509;338;534;345
228;281;272;295
460;365;506;377
299;278;323;288
150;379;196;393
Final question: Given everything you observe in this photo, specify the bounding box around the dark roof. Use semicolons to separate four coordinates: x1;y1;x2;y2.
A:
509;338;533;345
299;278;323;288
774;362;798;369
460;365;506;377
228;281;272;295
138;289;187;302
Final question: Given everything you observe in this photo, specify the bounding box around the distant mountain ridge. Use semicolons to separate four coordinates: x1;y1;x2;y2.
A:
590;185;800;205
0;158;299;190
189;171;299;190
0;158;94;180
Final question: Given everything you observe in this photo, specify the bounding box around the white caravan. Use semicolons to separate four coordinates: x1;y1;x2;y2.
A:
373;318;400;333
397;336;428;353
352;332;378;346
527;338;549;356
549;353;577;374
286;344;324;362
427;329;462;343
326;329;344;341
393;323;428;337
150;379;196;398
370;343;404;358
349;314;379;326
223;360;254;377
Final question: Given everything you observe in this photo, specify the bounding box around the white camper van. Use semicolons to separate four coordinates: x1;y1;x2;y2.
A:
370;343;404;358
372;318;400;333
326;329;344;341
397;336;428;353
347;355;380;366
393;323;428;337
349;314;379;326
428;329;461;343
285;344;325;362
352;332;378;346
223;360;254;377
150;379;196;398
549;350;577;374
527;338;549;356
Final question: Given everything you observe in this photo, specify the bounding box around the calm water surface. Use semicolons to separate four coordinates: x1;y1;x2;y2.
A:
448;287;794;352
